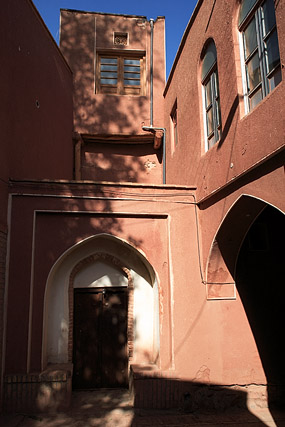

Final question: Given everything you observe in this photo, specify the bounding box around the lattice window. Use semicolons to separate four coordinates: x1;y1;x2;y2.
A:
114;32;128;46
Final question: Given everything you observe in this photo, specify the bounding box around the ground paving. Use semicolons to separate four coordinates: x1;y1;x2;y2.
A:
1;389;285;427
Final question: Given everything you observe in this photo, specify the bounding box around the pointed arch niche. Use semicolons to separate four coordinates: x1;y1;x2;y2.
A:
205;195;284;300
42;234;159;370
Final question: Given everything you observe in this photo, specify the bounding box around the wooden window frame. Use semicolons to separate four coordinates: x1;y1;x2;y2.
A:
201;41;221;151
238;0;282;113
202;66;221;150
96;51;146;96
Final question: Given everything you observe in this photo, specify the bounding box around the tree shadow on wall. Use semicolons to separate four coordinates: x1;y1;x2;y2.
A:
60;10;165;136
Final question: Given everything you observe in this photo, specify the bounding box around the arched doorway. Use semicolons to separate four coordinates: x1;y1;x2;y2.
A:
236;205;285;406
71;254;132;389
206;196;285;408
42;234;159;389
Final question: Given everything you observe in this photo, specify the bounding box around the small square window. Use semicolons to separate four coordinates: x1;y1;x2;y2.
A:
114;32;128;46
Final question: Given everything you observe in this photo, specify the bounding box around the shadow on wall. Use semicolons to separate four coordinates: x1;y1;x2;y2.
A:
60;11;165;135
60;10;165;184
235;205;285;411
40;183;145;263
207;195;285;422
27;183;152;375
81;141;162;183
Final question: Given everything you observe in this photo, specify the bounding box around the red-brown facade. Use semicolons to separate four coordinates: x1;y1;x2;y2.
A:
0;0;284;416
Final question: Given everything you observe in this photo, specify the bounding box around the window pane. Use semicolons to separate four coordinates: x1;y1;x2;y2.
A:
214;99;221;127
213;71;219;99
238;0;258;26
261;0;276;36
249;87;263;109
124;66;140;72
101;65;117;71
206;107;213;136
101;71;117;78
268;66;282;91
205;80;212;108
101;58;117;64
124;59;140;65
246;52;261;91
243;18;258;58
124;73;140;79
265;30;280;74
124;79;140;86
101;78;117;85
201;40;217;81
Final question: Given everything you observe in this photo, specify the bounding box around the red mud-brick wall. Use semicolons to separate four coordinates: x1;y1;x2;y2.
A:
130;366;270;411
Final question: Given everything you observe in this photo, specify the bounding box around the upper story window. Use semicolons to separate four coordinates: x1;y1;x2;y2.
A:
239;0;282;112
96;52;145;96
201;40;221;150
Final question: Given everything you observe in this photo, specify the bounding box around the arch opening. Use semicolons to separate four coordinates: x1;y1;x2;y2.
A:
42;234;160;387
236;204;285;407
207;195;285;407
206;195;269;296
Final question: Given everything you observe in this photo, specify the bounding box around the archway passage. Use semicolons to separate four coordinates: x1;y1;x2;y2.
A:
73;287;128;389
43;233;159;380
236;205;285;405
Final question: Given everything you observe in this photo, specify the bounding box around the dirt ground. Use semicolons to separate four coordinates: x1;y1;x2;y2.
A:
1;389;285;427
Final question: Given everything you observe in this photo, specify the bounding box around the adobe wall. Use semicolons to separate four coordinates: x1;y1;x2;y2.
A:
80;140;163;184
164;0;284;196
0;0;74;217
0;0;74;410
0;0;74;220
60;10;165;136
164;0;285;273
6;180;280;410
162;0;285;405
4;181;197;374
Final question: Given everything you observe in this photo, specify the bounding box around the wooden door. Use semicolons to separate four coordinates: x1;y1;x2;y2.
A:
73;288;128;389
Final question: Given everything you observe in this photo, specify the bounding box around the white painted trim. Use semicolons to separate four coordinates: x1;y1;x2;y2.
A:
201;84;208;153
238;31;249;115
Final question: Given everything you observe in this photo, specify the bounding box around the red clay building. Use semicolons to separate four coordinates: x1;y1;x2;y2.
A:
0;0;284;416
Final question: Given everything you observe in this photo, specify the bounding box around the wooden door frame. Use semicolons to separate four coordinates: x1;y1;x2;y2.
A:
68;253;134;376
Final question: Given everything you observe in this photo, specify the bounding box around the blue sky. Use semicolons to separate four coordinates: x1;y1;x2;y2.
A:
32;0;197;78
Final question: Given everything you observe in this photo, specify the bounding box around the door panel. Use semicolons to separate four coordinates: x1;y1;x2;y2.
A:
73;288;128;389
73;291;102;389
101;290;128;387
